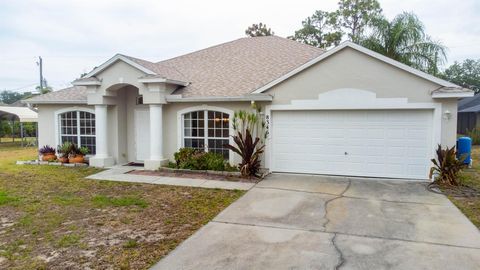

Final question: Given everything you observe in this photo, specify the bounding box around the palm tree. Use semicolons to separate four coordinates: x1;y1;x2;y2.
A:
360;12;446;75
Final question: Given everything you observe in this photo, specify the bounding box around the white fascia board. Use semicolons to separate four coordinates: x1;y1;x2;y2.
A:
84;54;156;78
166;94;273;102
138;77;189;86
432;91;474;98
252;41;458;94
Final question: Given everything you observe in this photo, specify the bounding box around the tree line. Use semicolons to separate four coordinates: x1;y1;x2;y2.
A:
245;0;479;92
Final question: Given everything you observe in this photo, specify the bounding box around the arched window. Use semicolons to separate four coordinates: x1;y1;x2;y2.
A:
183;110;230;159
59;110;96;154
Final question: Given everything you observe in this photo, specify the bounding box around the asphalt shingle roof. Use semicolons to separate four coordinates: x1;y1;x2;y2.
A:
24;36;325;103
24;86;87;104
458;94;480;111
158;36;325;97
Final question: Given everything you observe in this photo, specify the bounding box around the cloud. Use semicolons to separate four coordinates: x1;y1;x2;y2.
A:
0;0;478;91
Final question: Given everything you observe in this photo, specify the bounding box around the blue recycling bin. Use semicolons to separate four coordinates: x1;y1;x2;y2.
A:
457;137;472;165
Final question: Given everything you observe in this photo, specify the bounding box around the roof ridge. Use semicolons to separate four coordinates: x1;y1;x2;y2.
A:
158;36;324;65
270;35;325;52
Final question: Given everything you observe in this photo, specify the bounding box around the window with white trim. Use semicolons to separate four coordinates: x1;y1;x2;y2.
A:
183;110;230;159
59;111;96;154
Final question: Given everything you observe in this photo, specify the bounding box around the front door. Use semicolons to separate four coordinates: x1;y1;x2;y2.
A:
135;109;150;162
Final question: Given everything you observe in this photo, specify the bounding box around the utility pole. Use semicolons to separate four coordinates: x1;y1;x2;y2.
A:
37;56;43;92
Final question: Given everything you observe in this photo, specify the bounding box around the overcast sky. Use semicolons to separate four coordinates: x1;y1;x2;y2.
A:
1;0;479;92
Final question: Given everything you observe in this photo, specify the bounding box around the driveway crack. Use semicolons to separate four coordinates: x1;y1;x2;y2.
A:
323;178;351;229
332;233;345;270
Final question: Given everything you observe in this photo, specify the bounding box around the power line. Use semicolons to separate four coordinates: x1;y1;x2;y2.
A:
2;83;37;92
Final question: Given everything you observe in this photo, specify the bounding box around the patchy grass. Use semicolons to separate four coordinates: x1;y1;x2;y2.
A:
124;239;139;249
0;145;245;269
56;234;82;248
92;195;148;208
448;146;480;228
0;190;20;205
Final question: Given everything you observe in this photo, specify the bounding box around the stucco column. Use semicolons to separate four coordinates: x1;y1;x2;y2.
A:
95;105;108;158
145;104;166;170
90;104;114;167
150;104;163;160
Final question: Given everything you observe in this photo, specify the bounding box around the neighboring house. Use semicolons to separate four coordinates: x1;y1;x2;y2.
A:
24;36;472;180
457;94;480;134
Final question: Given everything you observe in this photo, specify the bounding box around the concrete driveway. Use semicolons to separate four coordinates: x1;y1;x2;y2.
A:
152;174;480;270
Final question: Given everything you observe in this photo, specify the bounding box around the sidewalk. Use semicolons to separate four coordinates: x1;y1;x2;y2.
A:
86;166;255;190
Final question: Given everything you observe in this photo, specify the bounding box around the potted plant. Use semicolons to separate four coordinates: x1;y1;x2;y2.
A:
39;145;57;161
69;145;89;164
57;142;73;163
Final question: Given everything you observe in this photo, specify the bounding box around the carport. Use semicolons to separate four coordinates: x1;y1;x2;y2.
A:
0;106;38;146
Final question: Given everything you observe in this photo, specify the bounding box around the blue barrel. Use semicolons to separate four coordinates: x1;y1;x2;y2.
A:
457;137;472;165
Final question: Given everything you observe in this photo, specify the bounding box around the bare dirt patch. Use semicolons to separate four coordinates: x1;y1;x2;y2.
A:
1;146;244;269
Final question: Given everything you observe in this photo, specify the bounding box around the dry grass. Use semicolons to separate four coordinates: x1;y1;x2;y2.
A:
448;146;480;228
0;146;244;269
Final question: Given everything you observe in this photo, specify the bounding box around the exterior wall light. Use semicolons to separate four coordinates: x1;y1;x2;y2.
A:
443;110;452;120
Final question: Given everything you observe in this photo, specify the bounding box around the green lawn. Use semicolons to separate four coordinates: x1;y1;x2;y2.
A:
0;146;244;269
449;146;480;228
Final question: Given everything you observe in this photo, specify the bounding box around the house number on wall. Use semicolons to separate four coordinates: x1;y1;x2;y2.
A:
265;114;270;137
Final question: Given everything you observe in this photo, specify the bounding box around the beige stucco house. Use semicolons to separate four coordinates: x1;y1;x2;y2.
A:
24;36;472;180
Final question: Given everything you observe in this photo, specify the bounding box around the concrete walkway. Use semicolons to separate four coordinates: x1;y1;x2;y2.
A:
152;173;480;270
86;166;254;190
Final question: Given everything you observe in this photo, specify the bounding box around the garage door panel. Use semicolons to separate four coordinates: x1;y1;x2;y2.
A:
387;147;406;157
366;129;386;138
272;110;433;179
386;128;406;139
346;129;368;139
408;147;429;157
408;164;427;176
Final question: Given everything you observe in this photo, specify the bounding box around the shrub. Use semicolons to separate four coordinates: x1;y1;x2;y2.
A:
39;145;56;155
429;144;466;186
226;129;265;177
78;146;89;155
58;142;74;158
203;152;226;171
174;148;200;168
58;142;87;157
172;148;229;171
226;105;267;177
466;128;480;145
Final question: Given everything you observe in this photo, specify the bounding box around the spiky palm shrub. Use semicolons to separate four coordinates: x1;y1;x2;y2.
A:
225;105;268;177
429;145;466;186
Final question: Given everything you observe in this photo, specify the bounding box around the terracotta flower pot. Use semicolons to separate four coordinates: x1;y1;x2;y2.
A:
58;156;69;163
42;153;57;161
69;155;85;164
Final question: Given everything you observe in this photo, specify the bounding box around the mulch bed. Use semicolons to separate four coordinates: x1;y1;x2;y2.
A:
128;169;261;183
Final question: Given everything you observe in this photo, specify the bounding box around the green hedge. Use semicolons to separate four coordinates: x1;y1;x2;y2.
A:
171;148;236;171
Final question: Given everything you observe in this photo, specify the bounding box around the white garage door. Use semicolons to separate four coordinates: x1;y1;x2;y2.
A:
271;110;433;179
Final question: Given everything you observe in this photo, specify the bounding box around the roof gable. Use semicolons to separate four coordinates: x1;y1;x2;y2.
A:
252;41;459;94
85;54;157;78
